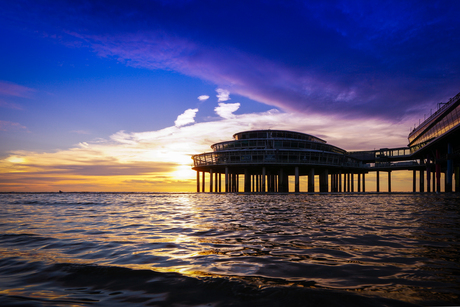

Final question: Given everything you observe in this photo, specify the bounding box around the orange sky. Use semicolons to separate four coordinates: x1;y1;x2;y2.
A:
1;106;422;192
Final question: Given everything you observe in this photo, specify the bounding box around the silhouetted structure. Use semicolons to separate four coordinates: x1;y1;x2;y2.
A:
192;130;368;193
192;91;460;193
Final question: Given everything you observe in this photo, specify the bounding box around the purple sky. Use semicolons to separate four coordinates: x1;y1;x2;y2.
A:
0;0;459;191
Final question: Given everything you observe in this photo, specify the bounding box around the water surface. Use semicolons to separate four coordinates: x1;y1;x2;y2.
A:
0;193;459;306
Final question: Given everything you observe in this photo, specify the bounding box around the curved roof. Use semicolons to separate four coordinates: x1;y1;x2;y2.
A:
232;130;326;143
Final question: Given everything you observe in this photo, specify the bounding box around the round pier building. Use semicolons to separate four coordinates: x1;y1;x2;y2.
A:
192;130;367;193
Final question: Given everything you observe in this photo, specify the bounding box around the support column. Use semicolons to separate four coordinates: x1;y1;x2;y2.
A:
388;171;392;193
347;173;351;192
308;168;315;192
320;169;328;192
419;169;424;193
352;173;355;192
358;173;361;192
376;171;380;192
412;170;416;192
262;167;266;192
426;162;431;193
244;169;251;193
197;171;200;192
362;173;366;192
236;174;239;192
295;166;300;193
215;172;218;193
446;143;453;193
278;168;288;192
225;167;229;193
218;173;222;192
209;169;213;193
338;171;342;192
436;150;441;192
202;171;206;193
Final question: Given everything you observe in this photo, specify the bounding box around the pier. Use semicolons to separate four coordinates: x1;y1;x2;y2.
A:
192;91;460;193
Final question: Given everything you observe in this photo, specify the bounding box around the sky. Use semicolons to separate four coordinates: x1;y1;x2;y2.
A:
0;0;459;192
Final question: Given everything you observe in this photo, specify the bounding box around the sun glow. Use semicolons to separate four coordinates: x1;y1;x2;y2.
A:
171;164;196;180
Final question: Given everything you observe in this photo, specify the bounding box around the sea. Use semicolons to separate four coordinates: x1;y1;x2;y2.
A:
0;192;459;307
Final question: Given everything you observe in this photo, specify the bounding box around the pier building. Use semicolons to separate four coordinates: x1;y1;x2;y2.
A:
192;130;368;193
192;91;460;193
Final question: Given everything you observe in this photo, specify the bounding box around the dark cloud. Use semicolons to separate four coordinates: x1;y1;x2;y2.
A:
2;0;459;120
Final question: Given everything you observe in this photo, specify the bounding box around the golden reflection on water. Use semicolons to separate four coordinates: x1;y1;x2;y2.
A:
0;193;459;305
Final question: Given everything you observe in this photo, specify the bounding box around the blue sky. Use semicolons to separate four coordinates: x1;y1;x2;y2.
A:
0;0;459;191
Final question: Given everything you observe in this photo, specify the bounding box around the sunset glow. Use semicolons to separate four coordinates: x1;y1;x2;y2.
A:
1;1;459;192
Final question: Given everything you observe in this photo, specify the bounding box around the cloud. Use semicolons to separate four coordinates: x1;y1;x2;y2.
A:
70;130;91;135
0;120;28;132
216;88;230;102
197;95;209;101
0;104;413;191
0;100;23;110
0;80;35;98
214;102;240;119
3;1;457;121
174;108;199;127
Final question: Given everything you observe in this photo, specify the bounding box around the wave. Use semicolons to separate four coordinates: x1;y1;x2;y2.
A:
0;258;419;307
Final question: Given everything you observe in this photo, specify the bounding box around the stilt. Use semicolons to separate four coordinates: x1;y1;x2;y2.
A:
446;143;453;192
351;173;354;192
244;169;250;193
202;171;205;193
209;169;213;193
436;150;441;192
308;168;315;192
362;173;366;192
419;169;424;193
295;166;300;193
376;171;380;192
358;173;361;192
262;167;266;192
338;171;342;192
225;167;229;193
388;171;392;193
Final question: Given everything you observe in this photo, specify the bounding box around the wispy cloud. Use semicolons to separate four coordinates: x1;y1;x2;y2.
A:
0;120;28;132
0;104;411;191
0;100;23;110
3;1;457;121
0;80;35;98
70;130;91;135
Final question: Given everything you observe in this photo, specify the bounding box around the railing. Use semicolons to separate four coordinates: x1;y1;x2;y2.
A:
192;150;366;168
409;101;460;151
409;91;460;140
348;147;412;161
367;161;422;168
193;151;423;171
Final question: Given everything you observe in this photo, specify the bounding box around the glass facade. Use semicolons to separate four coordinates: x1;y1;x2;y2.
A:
193;130;360;168
409;99;460;153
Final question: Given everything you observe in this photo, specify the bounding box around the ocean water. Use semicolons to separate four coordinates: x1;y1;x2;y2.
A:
0;193;459;306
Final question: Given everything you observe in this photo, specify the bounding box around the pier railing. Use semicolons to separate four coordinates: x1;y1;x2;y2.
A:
192;150;366;169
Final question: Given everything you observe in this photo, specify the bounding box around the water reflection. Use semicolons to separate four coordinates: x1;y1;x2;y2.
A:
0;193;459;305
